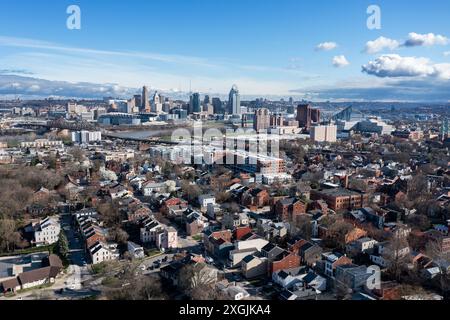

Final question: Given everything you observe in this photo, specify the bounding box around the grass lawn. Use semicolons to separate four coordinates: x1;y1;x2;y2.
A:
145;248;162;257
0;244;56;257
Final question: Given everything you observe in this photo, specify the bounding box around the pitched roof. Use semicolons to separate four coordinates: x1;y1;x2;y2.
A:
18;266;60;285
1;278;20;291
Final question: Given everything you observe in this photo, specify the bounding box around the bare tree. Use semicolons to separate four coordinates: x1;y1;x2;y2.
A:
383;231;411;281
294;215;312;240
0;219;18;252
179;263;218;299
425;240;450;295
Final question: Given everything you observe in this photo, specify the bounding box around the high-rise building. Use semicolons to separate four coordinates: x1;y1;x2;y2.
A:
142;86;150;112
270;114;283;128
71;131;102;144
441;118;449;140
254;108;270;132
296;104;320;130
311;108;321;123
310;125;337;143
227;85;241;115
189;93;201;114
134;95;142;109
212;98;223;114
152;91;163;114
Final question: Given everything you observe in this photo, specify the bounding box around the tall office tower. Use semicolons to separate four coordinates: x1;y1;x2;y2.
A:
151;91;163;113
441;118;449;140
127;98;136;113
212;97;223;114
254;108;270;132
204;95;211;105
289;97;294;105
142;86;150;112
134;95;142;109
296;104;320;130
311;108;321;124
270;114;283;127
189;93;201;114
227;85;241;115
296;104;312;129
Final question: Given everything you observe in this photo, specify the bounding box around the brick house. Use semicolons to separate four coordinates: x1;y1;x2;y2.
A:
310;188;369;211
241;188;270;209
234;226;253;241
271;251;301;274
275;198;307;222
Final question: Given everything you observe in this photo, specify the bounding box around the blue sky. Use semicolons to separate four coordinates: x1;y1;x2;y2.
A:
1;0;450;101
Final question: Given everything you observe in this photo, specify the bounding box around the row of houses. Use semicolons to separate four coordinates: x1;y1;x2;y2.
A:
74;211;120;265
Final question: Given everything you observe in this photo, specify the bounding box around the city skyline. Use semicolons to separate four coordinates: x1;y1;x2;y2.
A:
1;0;450;101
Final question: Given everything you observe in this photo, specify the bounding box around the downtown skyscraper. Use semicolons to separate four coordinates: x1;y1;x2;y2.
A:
141;86;150;113
227;85;241;115
189;92;201;114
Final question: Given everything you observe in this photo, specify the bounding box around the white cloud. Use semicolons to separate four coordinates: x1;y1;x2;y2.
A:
444;51;450;57
316;42;338;51
362;54;450;79
332;55;350;67
403;32;449;47
28;84;40;92
365;36;400;54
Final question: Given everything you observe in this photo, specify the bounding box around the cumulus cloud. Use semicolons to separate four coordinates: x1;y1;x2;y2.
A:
316;42;338;51
365;36;400;54
362;54;450;79
444;51;450;57
403;32;449;47
332;55;350;67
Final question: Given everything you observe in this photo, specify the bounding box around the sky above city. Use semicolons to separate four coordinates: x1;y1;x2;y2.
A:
1;0;450;101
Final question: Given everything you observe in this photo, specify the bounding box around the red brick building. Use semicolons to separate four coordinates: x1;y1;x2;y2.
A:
242;188;270;208
275;198;307;222
310;188;369;211
271;252;301;274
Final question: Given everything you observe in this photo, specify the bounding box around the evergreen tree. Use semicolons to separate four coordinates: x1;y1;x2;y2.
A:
56;231;69;260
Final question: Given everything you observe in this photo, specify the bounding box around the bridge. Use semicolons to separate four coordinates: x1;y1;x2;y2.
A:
5;118;98;131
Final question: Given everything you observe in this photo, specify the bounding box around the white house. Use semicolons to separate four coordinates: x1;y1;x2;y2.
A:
198;194;216;210
272;270;303;289
140;217;164;243
370;242;410;268
89;241;120;265
32;217;61;246
142;181;167;197
222;212;249;229
346;237;378;255
127;241;145;259
156;227;178;251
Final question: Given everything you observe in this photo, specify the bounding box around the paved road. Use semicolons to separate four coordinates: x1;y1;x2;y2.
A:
61;215;87;267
